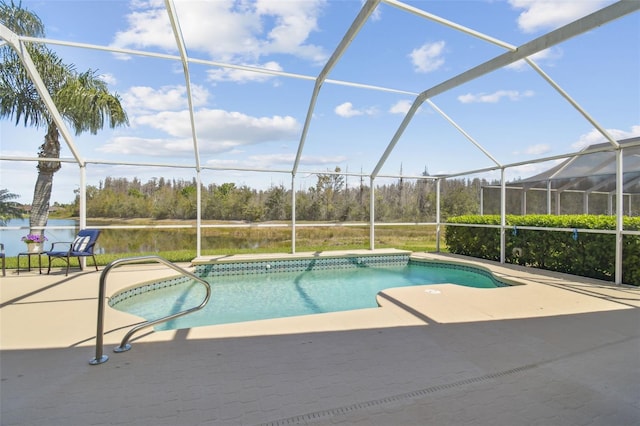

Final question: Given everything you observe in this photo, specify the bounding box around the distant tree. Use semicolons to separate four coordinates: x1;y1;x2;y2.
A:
441;179;479;219
0;0;128;237
313;167;345;220
264;185;288;221
0;188;23;225
177;185;197;219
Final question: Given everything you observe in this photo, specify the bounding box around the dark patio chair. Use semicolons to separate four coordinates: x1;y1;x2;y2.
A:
0;243;5;276
46;229;101;276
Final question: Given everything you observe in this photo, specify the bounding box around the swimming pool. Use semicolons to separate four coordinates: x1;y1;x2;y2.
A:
110;255;509;331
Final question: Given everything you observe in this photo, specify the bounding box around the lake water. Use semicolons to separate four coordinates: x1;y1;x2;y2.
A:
0;218;78;257
0;218;286;257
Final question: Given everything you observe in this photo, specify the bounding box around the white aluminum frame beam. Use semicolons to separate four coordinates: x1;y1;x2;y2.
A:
421;1;639;102
372;0;638;179
0;23;91;229
0;24;84;166
165;0;203;255
615;150;624;283
289;0;381;250
425;100;502;168
165;0;200;172
21;35;420;98
292;0;381;176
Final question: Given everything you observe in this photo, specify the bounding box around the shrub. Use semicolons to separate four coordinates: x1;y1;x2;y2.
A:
445;215;640;285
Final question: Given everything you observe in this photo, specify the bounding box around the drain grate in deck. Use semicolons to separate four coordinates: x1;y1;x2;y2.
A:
257;364;537;426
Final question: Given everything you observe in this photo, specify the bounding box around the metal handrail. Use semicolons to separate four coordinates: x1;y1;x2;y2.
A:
90;255;211;365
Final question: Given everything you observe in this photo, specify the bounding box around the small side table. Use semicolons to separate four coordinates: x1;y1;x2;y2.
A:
17;252;43;275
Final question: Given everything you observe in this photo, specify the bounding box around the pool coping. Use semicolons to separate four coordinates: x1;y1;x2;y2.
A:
2;249;638;352
3;250;639;426
108;251;511;332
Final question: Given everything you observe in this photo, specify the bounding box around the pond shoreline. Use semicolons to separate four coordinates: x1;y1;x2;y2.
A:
1;218;440;259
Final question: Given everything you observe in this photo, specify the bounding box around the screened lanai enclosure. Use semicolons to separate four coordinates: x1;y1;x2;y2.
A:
482;137;640;216
1;0;639;284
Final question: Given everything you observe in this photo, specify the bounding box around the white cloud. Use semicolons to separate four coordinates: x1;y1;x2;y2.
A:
524;144;552;155
511;144;552;159
335;102;361;118
457;90;535;104
112;2;175;52
98;136;193;155
99;73;117;86
334;102;377;118
389;100;413;115
203;153;348;170
246;153;347;167
152;109;297;138
249;153;297;166
571;125;640;150
207;61;283;84
111;0;327;65
122;85;210;114
254;0;327;62
509;0;614;33
99;108;300;157
506;47;563;70
296;153;348;166
509;160;562;180
204;158;241;168
409;41;445;73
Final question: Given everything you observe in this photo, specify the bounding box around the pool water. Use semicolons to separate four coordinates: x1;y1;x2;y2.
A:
112;263;504;330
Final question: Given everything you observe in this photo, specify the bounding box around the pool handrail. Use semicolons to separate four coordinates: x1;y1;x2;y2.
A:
90;255;211;365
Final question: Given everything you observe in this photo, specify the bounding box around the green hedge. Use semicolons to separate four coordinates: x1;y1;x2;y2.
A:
445;215;640;285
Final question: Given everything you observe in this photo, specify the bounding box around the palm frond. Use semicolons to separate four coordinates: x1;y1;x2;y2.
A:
0;0;45;37
0;188;23;225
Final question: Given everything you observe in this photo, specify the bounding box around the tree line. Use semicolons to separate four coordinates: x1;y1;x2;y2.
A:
5;169;622;224
66;170;528;222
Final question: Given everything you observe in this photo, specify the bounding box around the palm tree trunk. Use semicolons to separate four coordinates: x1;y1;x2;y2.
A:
30;170;54;231
29;124;61;235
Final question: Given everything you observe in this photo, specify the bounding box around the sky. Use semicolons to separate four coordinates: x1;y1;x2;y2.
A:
1;0;639;204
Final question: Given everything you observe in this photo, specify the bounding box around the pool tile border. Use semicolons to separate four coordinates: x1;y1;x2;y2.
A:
109;275;193;307
109;253;509;308
194;253;410;277
408;258;510;287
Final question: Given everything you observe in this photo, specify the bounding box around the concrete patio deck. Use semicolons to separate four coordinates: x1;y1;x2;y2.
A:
1;251;639;425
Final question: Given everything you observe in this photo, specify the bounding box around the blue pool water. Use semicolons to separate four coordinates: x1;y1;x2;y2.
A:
112;262;505;330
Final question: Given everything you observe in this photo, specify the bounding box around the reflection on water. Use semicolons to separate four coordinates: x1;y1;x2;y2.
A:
0;219;284;257
0;219;77;257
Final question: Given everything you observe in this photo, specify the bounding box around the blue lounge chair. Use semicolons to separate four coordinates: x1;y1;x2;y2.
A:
46;229;101;276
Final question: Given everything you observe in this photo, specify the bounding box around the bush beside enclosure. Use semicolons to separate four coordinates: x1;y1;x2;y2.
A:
445;215;640;285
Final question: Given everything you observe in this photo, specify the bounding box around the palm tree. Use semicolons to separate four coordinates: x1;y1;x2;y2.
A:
0;188;23;226
0;0;128;235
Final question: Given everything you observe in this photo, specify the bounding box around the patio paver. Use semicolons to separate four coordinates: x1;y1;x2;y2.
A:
1;251;639;425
